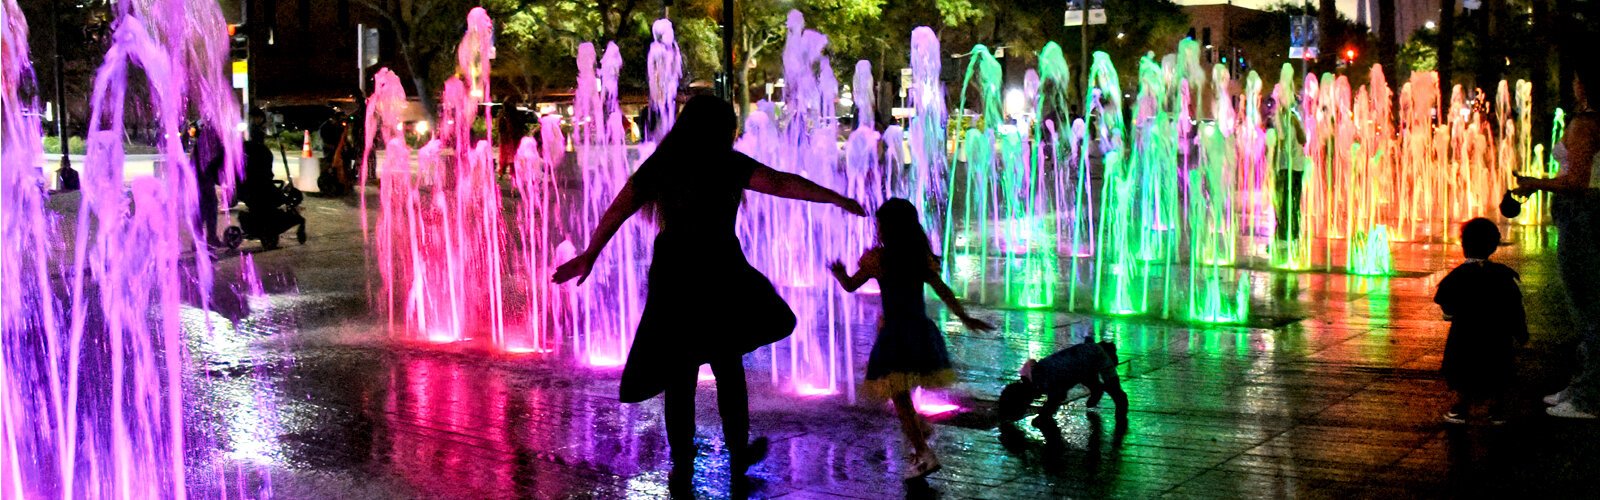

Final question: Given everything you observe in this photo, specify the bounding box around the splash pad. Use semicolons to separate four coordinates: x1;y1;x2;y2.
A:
1;9;1568;484
352;8;1556;401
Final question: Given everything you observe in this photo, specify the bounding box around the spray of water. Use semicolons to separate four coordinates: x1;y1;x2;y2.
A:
3;0;242;496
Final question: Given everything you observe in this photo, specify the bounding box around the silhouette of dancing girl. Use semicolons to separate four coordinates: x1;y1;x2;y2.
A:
830;198;993;479
554;95;866;492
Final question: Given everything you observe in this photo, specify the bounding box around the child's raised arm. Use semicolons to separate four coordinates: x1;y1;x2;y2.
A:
926;273;994;332
829;250;878;292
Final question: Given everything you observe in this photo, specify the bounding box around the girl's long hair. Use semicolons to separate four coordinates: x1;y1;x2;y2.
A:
876;198;939;277
649;94;738;168
639;94;739;224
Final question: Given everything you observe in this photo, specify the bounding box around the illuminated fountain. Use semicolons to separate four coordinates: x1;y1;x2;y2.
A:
904;26;949;245
0;2;1573;493
351;8;1555;401
2;0;242;496
363;8;519;349
1093;53;1177;317
944;43;1059;308
735;11;861;398
571;39;649;367
508;121;567;354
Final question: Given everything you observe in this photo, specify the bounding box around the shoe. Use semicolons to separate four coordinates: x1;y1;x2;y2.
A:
1442;412;1467;424
904;450;942;480
668;464;695;498
1543;388;1570;406
1546;402;1599;420
731;437;769;473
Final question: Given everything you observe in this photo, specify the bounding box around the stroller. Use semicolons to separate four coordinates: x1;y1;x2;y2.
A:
223;138;307;250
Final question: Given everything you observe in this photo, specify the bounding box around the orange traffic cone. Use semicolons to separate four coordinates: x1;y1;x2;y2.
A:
302;130;314;158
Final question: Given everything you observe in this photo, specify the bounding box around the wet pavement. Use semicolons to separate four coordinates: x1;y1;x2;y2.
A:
167;192;1599;499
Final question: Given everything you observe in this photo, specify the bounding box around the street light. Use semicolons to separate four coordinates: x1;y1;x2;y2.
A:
50;0;76;190
1004;88;1027;119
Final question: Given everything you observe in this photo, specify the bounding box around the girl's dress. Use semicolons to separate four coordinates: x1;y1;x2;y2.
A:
861;249;955;399
617;150;796;403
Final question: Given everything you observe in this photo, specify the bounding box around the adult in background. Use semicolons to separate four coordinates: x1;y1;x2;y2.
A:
554;95;865;493
318;110;351;195
1514;66;1600;420
192;125;225;248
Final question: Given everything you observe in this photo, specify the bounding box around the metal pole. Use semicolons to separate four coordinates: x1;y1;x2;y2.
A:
51;0;72;176
1081;21;1089;120
357;23;366;94
241;0;252;141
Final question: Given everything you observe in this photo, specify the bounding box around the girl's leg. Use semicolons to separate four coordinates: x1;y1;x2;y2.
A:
708;356;754;465
664;364;699;466
891;391;929;456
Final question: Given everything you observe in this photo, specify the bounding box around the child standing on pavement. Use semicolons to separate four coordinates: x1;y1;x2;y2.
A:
830;198;994;480
1435;218;1529;425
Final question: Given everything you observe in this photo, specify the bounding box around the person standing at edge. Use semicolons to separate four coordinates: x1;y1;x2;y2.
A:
1514;67;1600;420
553;95;867;493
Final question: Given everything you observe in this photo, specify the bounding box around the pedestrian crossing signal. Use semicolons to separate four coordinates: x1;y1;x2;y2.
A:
229;24;249;61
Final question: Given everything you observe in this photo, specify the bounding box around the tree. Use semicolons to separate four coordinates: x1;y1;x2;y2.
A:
1378;0;1395;90
1437;0;1454;93
354;0;471;116
695;0;889;116
1234;3;1375;86
730;0;786;114
19;0;113;138
1469;0;1505;93
489;0;609;101
1318;0;1337;73
355;0;652;116
1093;0;1190;87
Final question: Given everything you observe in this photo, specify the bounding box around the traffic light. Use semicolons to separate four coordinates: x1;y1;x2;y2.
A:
229;24;249;60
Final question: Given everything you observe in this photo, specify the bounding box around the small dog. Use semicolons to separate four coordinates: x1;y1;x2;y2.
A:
998;340;1128;426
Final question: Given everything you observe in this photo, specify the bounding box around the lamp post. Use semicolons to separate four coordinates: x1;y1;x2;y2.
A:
51;0;75;188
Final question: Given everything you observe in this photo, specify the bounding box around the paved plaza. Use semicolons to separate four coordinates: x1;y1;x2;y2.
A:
151;192;1600;499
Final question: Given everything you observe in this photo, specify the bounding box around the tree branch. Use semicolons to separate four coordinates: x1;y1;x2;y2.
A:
355;0;403;29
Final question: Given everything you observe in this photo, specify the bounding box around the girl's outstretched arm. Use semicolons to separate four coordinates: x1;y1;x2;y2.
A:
926;274;994;332
829;250;878;292
749;164;866;216
830;261;869;292
554;180;643;284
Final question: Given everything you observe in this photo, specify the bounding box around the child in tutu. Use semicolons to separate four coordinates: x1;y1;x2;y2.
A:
830;198;993;479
